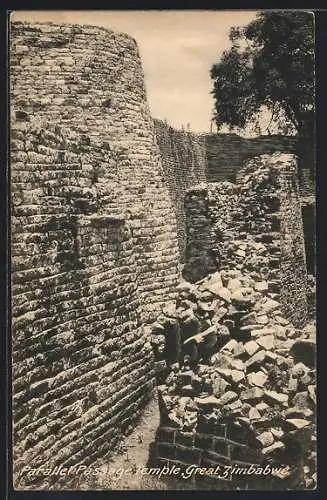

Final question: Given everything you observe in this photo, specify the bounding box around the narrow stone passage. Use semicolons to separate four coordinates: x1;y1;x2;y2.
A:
10;18;316;492
70;392;193;490
94;393;165;490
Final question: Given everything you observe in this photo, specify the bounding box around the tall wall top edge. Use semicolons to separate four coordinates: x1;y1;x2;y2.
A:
153;117;299;142
10;20;138;45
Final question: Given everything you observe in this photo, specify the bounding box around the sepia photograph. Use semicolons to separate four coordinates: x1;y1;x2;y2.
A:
9;9;316;491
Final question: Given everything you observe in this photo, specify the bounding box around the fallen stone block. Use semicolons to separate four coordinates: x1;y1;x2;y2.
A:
285;407;313;419
227;278;242;292
271;427;284;439
265;351;278;363
262;441;285;456
256;314;269;325
240;387;264;402
212;374;229;397
212;306;229;324
225;400;243;415
244;340;260;357
275;315;290;326
231;369;245;383
265;390;288;405
285;419;311;430
249;407;261;420
260;298;280;314
248;371;268;388
245;350;266;371
240;312;257;326
221;338;238;353
194;395;221;408
218;391;238;406
256;335;275;350
228;358;244;371
292;391;311;410
256;402;270;412
251;327;276;338
257;431;274;447
288;377;298;392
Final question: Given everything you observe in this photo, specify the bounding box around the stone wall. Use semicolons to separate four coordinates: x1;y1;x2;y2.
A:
183;153;308;328
149;256;315;490
154;123;314;259
10;20;314;490
149;425;303;490
206;133;310;187
153;119;207;256
10;21;180;487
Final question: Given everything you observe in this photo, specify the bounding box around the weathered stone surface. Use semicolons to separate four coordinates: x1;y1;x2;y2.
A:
262;441;285;455
11;21;180;482
11;22;316;488
265;390;288;405
212;375;229;397
249;407;261;420
194;395;220;407
286;418;311;430
241;388;264;402
183;154;309;329
218;391;238;406
257;431;274;447
248;371;268;388
231;370;245;384
244;340;260;357
256;335;275;350
246;350;266;371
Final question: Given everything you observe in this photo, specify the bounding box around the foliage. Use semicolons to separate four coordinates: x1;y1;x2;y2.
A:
211;11;314;138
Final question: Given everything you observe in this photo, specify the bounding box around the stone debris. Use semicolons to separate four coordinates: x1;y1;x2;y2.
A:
150;267;316;487
10;20;316;492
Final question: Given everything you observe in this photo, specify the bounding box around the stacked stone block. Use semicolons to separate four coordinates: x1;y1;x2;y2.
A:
150;425;302;490
183;153;308;328
153;119;207;256
206;133;313;193
11;21;179;488
154;124;314;261
149;269;315;489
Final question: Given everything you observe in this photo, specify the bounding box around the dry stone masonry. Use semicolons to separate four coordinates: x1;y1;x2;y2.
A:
11;21;179;487
149;152;315;489
10;20;316;491
182;153;308;328
154;119;207;256
154;125;315;263
149;269;316;489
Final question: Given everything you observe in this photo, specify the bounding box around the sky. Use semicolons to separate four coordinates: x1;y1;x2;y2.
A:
10;10;258;133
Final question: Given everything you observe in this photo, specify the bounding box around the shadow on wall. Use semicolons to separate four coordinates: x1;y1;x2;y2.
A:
302;203;316;276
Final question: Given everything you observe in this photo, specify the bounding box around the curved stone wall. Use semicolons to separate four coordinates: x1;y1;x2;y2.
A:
10;21;179;486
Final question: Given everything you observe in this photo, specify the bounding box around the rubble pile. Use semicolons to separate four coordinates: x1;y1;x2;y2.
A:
183;166;283;291
150;268;316;488
210;163;284;285
183;154;309;331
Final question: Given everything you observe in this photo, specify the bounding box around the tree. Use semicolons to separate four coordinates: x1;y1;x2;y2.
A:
210;11;314;140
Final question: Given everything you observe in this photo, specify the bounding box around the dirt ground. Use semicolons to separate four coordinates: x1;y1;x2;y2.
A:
73;392;193;491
